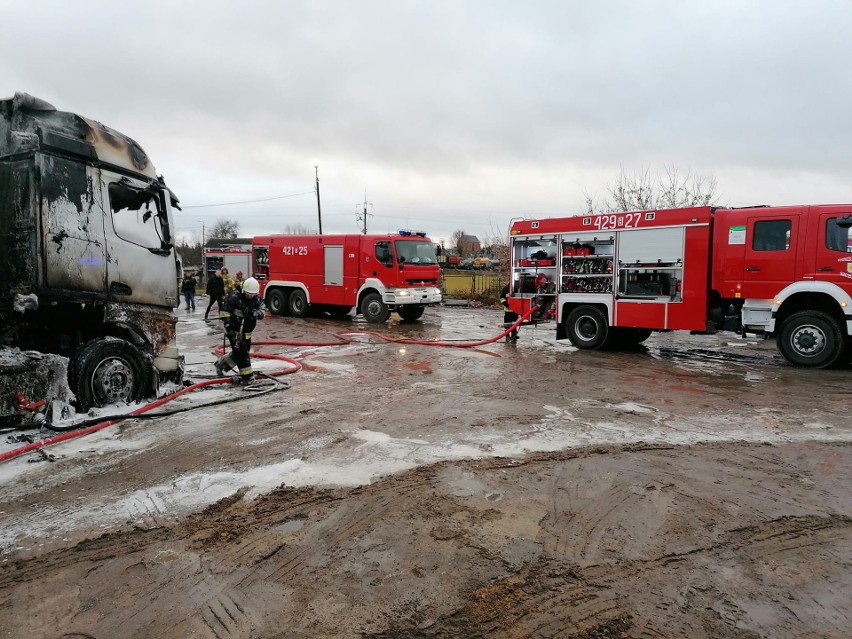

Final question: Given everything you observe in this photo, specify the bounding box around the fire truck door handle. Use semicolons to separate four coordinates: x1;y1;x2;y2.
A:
817;266;835;272
745;267;760;272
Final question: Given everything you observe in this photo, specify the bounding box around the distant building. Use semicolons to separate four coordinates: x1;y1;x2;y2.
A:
460;234;481;255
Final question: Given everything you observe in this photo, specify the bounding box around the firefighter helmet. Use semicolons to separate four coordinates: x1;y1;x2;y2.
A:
242;277;260;295
535;273;548;288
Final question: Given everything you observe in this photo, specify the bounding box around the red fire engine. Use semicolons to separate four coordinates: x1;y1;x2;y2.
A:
507;205;852;368
251;231;442;322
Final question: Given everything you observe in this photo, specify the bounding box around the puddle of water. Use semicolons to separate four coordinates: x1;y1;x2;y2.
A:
274;518;306;533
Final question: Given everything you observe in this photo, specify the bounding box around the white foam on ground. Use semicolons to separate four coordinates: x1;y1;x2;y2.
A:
3;398;851;554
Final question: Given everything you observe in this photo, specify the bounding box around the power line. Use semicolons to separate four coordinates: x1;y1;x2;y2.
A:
182;190;316;209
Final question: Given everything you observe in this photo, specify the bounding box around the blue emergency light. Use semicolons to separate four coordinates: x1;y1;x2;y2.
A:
398;230;427;237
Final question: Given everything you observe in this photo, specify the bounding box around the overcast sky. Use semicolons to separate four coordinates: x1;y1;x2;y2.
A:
2;1;850;245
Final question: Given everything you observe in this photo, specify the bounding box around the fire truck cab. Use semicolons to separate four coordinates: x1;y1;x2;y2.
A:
252;231;442;323
508;205;852;368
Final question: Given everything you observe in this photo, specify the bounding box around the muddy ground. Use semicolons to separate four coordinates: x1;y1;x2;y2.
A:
1;303;850;639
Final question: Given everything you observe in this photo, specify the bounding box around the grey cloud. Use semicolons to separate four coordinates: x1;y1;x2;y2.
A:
1;0;850;242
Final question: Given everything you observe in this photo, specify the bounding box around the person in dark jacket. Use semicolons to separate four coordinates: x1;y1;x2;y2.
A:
214;277;266;381
181;272;197;311
204;269;225;320
500;284;519;342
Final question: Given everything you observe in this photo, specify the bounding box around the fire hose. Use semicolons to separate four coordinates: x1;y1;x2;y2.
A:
0;305;536;464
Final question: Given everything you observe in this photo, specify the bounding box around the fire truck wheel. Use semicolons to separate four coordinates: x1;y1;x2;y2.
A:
361;292;389;323
565;306;609;350
288;289;309;318
68;337;148;411
777;310;844;368
397;305;425;322
266;289;288;316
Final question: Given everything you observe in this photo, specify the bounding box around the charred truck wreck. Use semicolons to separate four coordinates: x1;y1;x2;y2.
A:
0;93;182;424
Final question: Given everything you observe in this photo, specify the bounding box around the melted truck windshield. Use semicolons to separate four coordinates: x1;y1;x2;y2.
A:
109;182;171;251
395;240;437;265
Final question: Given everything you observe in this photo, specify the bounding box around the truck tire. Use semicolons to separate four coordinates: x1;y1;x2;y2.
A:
69;337;148;411
777;310;844;368
288;289;309;318
361;292;389;323
266;289;288;316
565;305;609;350
397;305;425;322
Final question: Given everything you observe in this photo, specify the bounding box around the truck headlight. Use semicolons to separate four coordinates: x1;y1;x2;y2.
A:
397;290;411;297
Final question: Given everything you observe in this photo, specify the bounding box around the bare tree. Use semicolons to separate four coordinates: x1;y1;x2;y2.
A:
281;223;315;234
450;229;466;256
656;166;718;209
210;218;240;239
481;218;509;266
585;166;719;214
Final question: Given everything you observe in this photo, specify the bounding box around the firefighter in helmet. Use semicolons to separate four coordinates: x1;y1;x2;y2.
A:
215;277;266;381
499;283;519;342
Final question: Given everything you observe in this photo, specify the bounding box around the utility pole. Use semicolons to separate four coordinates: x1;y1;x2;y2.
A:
356;191;372;234
314;165;323;234
197;220;206;283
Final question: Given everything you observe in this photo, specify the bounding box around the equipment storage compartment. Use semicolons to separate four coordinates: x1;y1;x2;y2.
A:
511;235;558;296
615;226;684;301
559;234;614;294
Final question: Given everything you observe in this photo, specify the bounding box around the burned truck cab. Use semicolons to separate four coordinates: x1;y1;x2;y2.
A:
0;92;182;415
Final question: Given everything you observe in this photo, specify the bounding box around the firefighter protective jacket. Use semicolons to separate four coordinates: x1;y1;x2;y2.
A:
220;290;264;340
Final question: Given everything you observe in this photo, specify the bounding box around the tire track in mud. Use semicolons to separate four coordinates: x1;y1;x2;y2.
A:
367;514;852;639
242;476;429;588
2;443;850;639
0;526;170;588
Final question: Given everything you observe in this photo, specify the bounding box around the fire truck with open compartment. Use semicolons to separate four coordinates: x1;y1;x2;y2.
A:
507;205;852;368
251;231;442;322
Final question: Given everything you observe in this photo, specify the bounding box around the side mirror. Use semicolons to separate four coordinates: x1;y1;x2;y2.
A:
398;256;405;270
837;214;852;229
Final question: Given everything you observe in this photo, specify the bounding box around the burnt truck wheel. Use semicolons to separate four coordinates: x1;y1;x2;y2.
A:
565;305;609;350
777;310;844;368
288;289;309;318
361;292;389;323
397;305;425;322
266;289;288;316
69;337;148;411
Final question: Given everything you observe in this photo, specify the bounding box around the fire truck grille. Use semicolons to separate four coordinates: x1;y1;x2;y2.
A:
405;279;439;286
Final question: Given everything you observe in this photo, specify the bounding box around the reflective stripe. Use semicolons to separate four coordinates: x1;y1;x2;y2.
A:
244;332;252;339
235;309;244;317
239;367;253;375
219;311;231;318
